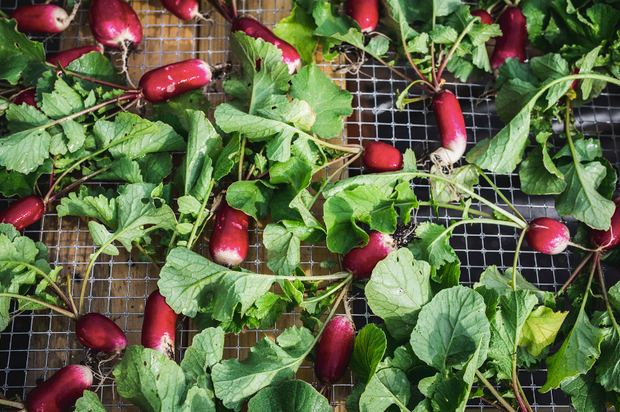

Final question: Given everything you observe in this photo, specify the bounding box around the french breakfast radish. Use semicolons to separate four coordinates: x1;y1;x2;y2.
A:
490;7;527;69
25;365;93;412
591;198;620;251
430;90;467;166
314;316;356;385
471;9;493;25
89;0;143;49
345;0;380;32
142;290;177;359
161;0;201;20
210;200;250;267
46;46;103;68
362;141;403;173
0;196;46;231
139;59;212;103
525;217;570;255
11;5;71;34
12;90;38;108
343;232;398;279
76;313;127;354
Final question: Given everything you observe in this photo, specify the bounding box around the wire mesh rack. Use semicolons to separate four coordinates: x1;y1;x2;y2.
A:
0;0;619;411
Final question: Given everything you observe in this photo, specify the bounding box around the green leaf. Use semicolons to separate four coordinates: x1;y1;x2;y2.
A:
269;156;313;193
273;5;318;64
57;186;117;229
561;370;607;412
263;223;301;276
520;306;568;356
152;89;211;127
474;266;545;300
96;157;143;184
180;327;225;387
65;51;125;90
407;222;458;268
0;19;50;86
212;133;240;181
366;249;433;343
40;77;85;119
247;380;332;412
226;180;274;220
530;53;569;81
359;368;411;412
0;159;53;198
430;25;458;44
75;391;106;412
430;165;479;204
350;324;387;384
136;153;174;185
519;147;567;195
323;171;418;198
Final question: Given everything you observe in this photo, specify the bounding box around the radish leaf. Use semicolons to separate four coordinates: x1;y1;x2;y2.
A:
75;391;106;412
520;306;568;357
350;324;387;384
561;371;608;412
273;5;318;64
407;222;458;268
264;223;301;276
248;380;332;412
359;368;412;412
181;327;225;386
0;19;49;86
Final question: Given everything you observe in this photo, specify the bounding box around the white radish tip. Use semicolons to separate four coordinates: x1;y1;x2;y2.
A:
213;248;245;267
53;7;71;31
74;365;94;386
430;146;465;167
286;58;302;75
153;334;175;360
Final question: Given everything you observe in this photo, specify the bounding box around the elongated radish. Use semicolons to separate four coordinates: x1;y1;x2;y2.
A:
25;365;93;412
346;0;380;32
471;9;493;25
13;90;38;108
76;313;127;354
210;200;250;267
89;0;143;49
362;141;403;173
343;232;397;279
161;0;201;20
490;7;527;69
591;198;620;251
46;46;103;68
525;217;570;255
142;290;177;359
11;5;71;34
314;316;356;385
139;59;212;103
430;90;467;166
570;68;580;90
0;196;46;231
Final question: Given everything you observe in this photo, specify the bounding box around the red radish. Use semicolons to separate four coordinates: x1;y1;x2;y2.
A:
89;0;143;49
161;0;201;20
430;90;467;166
11;5;71;34
570;68;580;90
490;7;527;69
343;232;398;279
46;46;103;68
471;9;493;25
591;198;620;251
142;290;177;359
0;196;46;231
139;59;212;103
25;365;93;412
209;200;250;267
76;313;127;354
362;141;403;173
525;217;570;255
12;90;38;109
314;316;356;385
346;0;380;32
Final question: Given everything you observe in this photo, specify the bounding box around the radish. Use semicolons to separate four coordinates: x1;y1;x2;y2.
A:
314;316;356;385
139;59;212;103
209;200;250;267
525;217;570;255
160;0;202;21
343;232;398;279
25;365;93;412
490;7;527;69
591;198;620;251
89;0;143;50
76;313;127;354
0;196;46;231
471;9;493;25
12;90;38;109
11;5;71;34
141;290;177;359
46;46;103;68
430;90;467;166
570;68;580;90
362;141;403;173
345;0;380;32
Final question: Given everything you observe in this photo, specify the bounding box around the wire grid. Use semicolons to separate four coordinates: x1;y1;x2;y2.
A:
0;0;619;411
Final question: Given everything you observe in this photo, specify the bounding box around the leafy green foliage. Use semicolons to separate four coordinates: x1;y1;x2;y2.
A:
520;306;568;357
0;19;50;86
75;391;106;412
247;380;332;412
359;367;413;412
407;222;458;268
350;324;387;384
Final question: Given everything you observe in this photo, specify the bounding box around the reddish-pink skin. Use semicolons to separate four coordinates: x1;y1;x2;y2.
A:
431;90;467;165
76;313;127;354
11;5;70;34
471;9;493;25
89;0;143;49
231;17;302;75
139;59;212;103
0;196;46;231
345;0;379;32
314;316;356;385
343;232;397;279
210;200;250;267
490;7;527;69
13;90;38;109
161;0;200;20
25;365;93;412
525;217;570;255
362;141;403;173
46;46;103;68
591;198;620;251
571;68;580;90
142;290;177;359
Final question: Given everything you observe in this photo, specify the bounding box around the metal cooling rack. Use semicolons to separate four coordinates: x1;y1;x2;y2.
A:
0;0;619;411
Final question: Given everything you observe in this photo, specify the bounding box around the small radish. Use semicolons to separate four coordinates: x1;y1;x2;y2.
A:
362;141;403;173
142;290;177;359
471;9;493;25
76;313;127;354
209;200;250;267
525;217;570;255
46;46;103;68
12;90;38;109
11;5;71;34
161;0;201;20
591;198;620;251
314;316;356;385
430;90;467;166
89;0;143;50
139;59;212;103
343;232;398;279
346;0;380;32
490;7;527;69
0;196;46;231
570;68;580;90
25;365;93;412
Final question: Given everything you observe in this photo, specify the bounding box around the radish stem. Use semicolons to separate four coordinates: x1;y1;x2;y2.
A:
308;151;362;210
0;399;24;410
47;166;110;203
303;275;352;305
418;201;495;219
56;64;139;92
512;228;528;290
238;136;247;181
476;370;518;412
596;257;620;336
187;179;215;249
134;242;161;272
0;293;76;319
475;166;526;223
556;252;593;296
436;19;477;82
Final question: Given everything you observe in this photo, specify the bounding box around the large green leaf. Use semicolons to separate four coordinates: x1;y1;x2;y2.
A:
359;368;412;412
0;19;50;86
247;380;332;412
350;324;387;384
